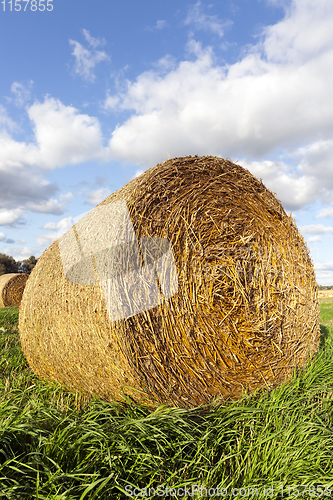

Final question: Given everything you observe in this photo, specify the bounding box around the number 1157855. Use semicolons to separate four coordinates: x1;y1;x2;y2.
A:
1;0;53;11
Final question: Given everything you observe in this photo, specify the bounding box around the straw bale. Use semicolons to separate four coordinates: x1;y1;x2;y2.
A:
18;156;320;408
0;273;29;308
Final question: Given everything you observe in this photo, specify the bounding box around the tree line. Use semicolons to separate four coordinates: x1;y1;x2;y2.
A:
0;254;38;276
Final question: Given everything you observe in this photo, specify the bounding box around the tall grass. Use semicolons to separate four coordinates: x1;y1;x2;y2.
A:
1;304;333;499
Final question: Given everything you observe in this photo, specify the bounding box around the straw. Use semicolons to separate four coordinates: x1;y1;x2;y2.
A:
19;156;320;408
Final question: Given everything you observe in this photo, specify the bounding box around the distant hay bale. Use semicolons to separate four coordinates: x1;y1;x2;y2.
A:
0;273;29;308
19;156;320;408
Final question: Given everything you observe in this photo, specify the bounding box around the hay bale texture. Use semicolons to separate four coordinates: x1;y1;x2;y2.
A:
0;273;29;308
19;156;320;408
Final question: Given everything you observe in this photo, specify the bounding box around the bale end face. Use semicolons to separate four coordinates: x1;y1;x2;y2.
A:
0;273;29;308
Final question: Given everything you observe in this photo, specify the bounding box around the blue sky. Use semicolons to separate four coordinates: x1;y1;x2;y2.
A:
0;0;333;284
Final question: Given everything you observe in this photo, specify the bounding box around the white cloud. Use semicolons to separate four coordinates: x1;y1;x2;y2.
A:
84;187;111;206
103;95;120;110
314;261;333;285
184;1;232;37
69;30;109;82
316;206;333;218
156;20;167;30
36;234;58;247
0;97;106;220
107;36;333;164
41;211;90;247
38;211;92;247
26;198;69;215
0;232;6;241
38;217;75;247
306;235;322;243
8;247;36;261
82;29;106;48
299;224;333;235
0;97;105;173
146;20;167;32
0;105;18;132
104;0;333;213
10;81;33;107
28;97;106;168
133;169;144;179
262;0;333;64
43;216;75;232
0;208;25;226
241;158;319;211
315;261;333;271
59;192;74;203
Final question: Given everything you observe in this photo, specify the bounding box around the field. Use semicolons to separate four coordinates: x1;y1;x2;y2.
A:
319;290;333;299
1;300;333;499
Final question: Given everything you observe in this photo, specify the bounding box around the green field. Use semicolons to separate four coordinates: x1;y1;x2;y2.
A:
1;304;333;499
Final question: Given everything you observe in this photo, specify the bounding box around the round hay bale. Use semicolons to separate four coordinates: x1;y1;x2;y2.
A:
19;156;320;408
0;273;29;308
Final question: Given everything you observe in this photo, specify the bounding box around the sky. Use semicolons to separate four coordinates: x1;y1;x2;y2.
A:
0;0;333;284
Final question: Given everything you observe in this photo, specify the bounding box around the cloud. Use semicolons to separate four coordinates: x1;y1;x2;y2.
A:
43;216;75;232
84;187;111;206
0;163;60;218
316;206;333;218
82;28;106;48
261;0;333;64
145;20;167;32
0;97;105;171
133;169;144;179
10;81;33;107
19;192;72;217
6;246;36;262
240;158;319;211
0;208;26;227
38;216;75;246
40;210;91;248
28;97;106;168
0;232;20;245
26;199;69;215
156;20;167;30
315;261;333;271
299;223;333;235
0;106;18;132
60;192;74;203
104;0;333;212
306;235;322;242
36;233;59;247
313;261;333;284
69;29;110;82
0;97;106;221
38;211;91;247
184;1;232;37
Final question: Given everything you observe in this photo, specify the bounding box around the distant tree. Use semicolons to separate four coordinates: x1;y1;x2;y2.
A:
0;262;5;276
17;256;38;274
0;253;19;274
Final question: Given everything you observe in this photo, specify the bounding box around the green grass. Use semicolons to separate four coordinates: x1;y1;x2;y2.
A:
1;305;333;499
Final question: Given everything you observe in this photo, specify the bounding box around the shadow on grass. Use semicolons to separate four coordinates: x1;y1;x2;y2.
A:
319;324;330;350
